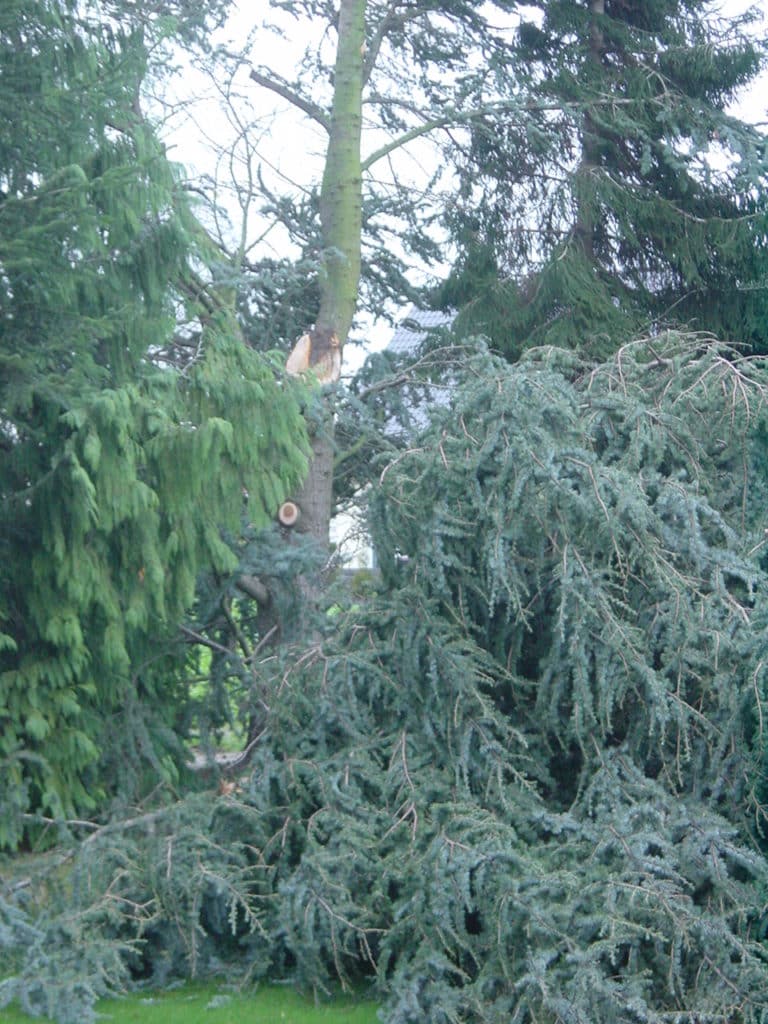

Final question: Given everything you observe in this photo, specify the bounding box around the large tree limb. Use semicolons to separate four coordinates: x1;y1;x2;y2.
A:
236;573;271;605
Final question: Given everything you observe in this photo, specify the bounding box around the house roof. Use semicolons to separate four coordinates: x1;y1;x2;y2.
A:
388;306;454;355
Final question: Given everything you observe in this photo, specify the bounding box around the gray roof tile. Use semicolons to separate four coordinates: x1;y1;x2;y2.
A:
388;306;454;354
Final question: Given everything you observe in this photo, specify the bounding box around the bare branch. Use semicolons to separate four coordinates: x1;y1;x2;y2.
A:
363;1;423;85
249;68;330;131
180;624;234;656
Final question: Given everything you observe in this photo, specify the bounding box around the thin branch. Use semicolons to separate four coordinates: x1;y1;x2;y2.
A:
361;95;660;173
221;592;254;664
21;812;99;831
20;808;176;848
363;2;424;85
362;115;452;172
180;624;234;657
249;69;330;132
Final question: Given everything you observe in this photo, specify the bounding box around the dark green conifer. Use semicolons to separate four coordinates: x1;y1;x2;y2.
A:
6;337;768;1024
247;338;768;1022
436;0;768;359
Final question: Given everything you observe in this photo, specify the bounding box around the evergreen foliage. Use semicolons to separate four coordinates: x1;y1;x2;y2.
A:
0;0;308;847
436;0;768;360
334;338;458;512
6;337;768;1023
5;1;768;1019
177;518;328;758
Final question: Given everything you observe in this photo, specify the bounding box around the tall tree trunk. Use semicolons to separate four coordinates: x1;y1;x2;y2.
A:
316;0;364;348
574;0;604;260
292;0;365;550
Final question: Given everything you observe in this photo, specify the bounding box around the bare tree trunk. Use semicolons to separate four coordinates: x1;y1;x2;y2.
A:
293;428;336;547
316;0;364;349
289;0;365;550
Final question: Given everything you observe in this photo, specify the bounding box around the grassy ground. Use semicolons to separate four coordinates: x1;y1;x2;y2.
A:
3;982;380;1024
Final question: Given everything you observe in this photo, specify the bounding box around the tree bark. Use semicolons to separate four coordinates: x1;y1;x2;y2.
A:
292;0;365;550
316;0;364;353
575;0;605;261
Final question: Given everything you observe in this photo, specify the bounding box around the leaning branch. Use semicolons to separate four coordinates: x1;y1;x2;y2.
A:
361;96;542;171
361;95;657;172
363;2;424;85
20;808;171;846
249;69;330;132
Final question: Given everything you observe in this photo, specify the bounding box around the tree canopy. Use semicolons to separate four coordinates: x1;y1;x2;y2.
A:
5;337;768;1024
436;0;768;360
0;0;308;847
3;3;768;1023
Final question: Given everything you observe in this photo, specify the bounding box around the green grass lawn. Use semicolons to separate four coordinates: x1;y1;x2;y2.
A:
3;982;380;1024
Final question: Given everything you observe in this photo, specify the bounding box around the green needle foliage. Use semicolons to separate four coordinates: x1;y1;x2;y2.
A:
6;335;768;1023
314;336;768;1022
0;0;308;848
437;0;768;360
